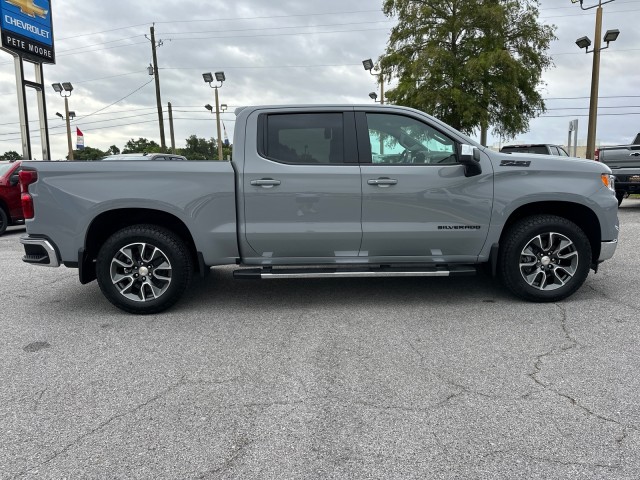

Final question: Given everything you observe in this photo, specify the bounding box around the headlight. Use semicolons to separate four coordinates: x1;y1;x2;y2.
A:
601;174;615;192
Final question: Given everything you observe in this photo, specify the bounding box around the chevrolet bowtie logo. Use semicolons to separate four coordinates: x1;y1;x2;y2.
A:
5;0;48;18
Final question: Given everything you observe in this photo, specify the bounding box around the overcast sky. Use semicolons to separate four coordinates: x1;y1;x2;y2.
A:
1;0;639;159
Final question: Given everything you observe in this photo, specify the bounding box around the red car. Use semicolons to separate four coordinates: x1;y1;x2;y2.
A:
0;160;24;235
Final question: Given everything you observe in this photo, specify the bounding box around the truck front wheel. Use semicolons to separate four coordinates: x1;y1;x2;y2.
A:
96;225;193;314
616;190;625;206
499;215;592;302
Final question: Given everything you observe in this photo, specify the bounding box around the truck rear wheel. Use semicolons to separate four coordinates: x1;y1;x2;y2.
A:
499;215;591;302
96;225;193;314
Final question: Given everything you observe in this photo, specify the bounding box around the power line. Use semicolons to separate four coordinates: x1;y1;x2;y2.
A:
539;0;640;11
162;26;391;43
157;19;393;37
544;95;640;100
54;9;384;42
75;79;155;122
540;7;640;19
160;63;360;71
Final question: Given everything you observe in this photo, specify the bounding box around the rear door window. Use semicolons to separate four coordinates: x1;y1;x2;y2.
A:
261;113;344;165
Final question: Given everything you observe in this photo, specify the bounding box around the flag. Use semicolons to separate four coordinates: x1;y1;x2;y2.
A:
76;127;84;150
223;121;230;146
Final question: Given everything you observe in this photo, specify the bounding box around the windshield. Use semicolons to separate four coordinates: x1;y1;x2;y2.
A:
0;163;15;176
501;146;549;155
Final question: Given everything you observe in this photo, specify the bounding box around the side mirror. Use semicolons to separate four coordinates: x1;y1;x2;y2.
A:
9;173;20;186
458;144;482;177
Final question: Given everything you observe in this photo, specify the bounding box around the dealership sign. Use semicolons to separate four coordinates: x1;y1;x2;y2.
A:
0;0;55;63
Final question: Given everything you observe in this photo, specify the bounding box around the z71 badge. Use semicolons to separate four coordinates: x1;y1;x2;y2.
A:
500;160;531;167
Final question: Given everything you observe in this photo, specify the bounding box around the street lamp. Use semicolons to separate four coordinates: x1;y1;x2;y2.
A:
220;103;228;113
573;0;620;160
203;71;226;161
369;92;380;103
52;82;74;160
363;58;384;105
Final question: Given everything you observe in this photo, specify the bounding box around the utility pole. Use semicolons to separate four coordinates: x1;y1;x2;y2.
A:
148;25;166;151
168;102;176;154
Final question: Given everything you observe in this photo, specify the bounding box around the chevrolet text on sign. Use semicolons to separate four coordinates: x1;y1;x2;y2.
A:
0;0;55;63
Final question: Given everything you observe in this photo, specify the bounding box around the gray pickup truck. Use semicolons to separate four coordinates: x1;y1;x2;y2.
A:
597;133;640;205
19;105;619;314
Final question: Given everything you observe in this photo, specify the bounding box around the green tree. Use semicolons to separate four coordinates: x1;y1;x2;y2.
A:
379;0;555;141
179;135;232;160
0;150;22;160
180;135;214;160
107;145;120;155
72;147;106;161
122;138;161;154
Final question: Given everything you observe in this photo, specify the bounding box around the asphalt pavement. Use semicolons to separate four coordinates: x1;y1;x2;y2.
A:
1;201;639;479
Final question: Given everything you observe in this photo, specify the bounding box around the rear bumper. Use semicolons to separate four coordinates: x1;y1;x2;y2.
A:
20;235;60;267
598;240;618;262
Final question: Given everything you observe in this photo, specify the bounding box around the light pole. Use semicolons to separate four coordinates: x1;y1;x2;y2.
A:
363;59;384;104
573;0;620;160
203;71;225;161
52;82;74;160
146;25;166;150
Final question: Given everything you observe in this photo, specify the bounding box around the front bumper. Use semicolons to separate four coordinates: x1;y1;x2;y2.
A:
20;236;60;267
598;240;618;262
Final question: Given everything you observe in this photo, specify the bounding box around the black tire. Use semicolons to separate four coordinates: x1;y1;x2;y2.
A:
0;208;8;236
499;215;592;302
616;190;625;206
96;225;193;314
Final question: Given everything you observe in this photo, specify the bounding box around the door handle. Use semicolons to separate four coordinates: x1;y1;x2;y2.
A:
368;178;398;187
250;178;281;188
629;153;640;157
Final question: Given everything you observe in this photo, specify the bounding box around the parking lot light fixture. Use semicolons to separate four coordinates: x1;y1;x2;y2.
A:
52;82;74;160
369;92;380;103
55;112;63;118
203;71;226;160
363;58;384;105
576;36;592;50
205;104;213;112
603;29;620;43
220;103;227;113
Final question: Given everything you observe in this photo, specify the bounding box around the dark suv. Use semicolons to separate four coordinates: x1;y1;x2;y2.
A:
500;144;570;156
0;160;24;235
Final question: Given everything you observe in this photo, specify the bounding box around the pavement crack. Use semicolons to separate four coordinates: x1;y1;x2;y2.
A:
527;305;639;455
405;337;493;400
352;393;463;414
482;449;621;470
32;388;47;412
586;284;637;312
13;375;187;479
194;401;303;479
